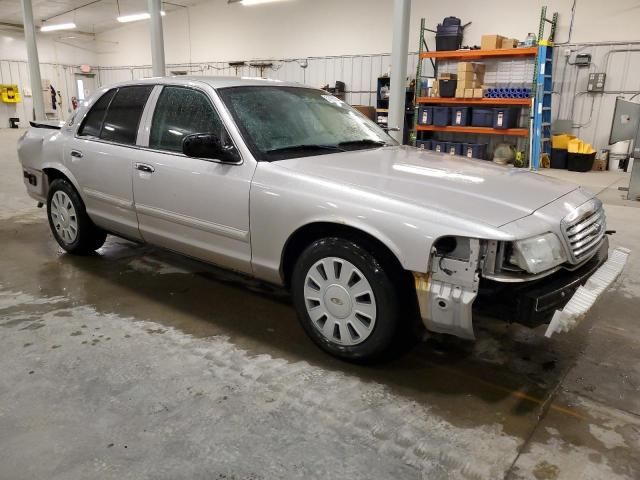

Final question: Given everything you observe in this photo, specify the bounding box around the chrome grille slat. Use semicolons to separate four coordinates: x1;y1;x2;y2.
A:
573;236;604;258
571;228;604;249
562;201;606;263
566;210;604;236
568;222;601;243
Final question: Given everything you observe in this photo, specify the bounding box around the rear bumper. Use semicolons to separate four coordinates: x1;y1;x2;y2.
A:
22;167;47;203
475;237;623;328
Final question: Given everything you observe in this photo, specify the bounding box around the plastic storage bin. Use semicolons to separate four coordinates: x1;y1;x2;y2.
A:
438;79;457;98
436;19;463;51
550;148;568;169
471;108;494;127
432;141;447;153
462;143;487;159
568;152;596;172
447;142;462;155
416;140;432;150
493;108;520;129
417;106;433;125
433;106;450;126
451;106;470;126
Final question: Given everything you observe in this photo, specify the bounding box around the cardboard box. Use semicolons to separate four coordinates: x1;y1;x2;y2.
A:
457;62;486;74
500;38;518;49
464;88;474;98
592;158;607;171
481;34;505;50
457;70;484;81
458;78;483;89
457;76;485;87
438;73;457;80
473;88;485;98
455;88;465;98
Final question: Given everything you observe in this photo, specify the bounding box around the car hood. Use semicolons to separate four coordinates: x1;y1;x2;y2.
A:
275;146;578;227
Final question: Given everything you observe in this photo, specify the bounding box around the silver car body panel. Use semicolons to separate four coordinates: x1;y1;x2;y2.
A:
18;76;617;341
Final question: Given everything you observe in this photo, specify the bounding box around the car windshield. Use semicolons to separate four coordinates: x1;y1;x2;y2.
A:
218;86;396;161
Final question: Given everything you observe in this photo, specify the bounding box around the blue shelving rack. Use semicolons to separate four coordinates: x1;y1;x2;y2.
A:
530;7;557;171
531;41;553;170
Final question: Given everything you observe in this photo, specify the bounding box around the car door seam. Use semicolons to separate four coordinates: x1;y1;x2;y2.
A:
135;203;249;242
83;188;134;210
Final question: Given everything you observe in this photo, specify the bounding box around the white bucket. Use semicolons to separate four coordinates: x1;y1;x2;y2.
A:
609;155;623;171
610;140;630;155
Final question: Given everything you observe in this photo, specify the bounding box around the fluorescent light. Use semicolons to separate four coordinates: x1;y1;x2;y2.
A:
40;22;76;32
229;0;288;5
117;11;166;23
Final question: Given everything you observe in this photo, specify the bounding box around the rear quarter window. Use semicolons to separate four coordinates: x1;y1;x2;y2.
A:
100;86;154;145
77;89;116;138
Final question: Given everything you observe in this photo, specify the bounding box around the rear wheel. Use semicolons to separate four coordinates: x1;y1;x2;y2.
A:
47;178;107;254
291;237;401;362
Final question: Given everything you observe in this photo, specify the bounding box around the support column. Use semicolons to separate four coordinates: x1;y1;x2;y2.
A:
20;0;45;121
148;0;166;77
388;0;411;143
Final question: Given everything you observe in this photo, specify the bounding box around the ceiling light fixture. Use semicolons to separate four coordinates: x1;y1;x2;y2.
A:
117;11;166;23
228;0;288;5
40;22;77;32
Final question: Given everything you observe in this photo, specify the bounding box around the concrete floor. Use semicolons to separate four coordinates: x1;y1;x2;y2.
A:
1;127;639;479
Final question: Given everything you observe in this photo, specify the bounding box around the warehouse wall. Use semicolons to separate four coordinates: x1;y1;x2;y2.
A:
2;0;640;153
0;29;96;126
554;42;640;153
92;0;640;151
95;0;640;65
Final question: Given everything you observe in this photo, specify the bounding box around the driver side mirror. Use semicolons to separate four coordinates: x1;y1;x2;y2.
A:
182;133;239;163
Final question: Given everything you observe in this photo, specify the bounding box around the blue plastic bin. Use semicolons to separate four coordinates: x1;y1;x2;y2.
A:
416;140;432;150
493;108;520;129
433;107;450;126
462;143;488;159
450;106;470;126
417;106;433;125
446;142;462;155
471;108;494;127
432;141;447;153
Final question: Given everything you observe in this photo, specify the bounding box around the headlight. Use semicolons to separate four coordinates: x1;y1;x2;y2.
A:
510;233;567;274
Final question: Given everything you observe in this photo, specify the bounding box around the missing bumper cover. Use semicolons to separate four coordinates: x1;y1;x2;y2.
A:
414;238;481;340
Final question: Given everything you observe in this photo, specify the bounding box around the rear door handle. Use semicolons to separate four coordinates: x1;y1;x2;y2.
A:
135;163;155;173
70;150;83;158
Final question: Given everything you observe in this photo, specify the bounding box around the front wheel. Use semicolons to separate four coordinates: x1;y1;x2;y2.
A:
291;237;401;362
47;178;107;255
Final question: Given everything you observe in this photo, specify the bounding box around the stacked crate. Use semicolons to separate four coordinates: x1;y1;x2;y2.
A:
455;62;486;99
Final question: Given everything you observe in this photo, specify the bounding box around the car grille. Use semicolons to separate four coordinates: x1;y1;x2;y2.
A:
562;201;606;263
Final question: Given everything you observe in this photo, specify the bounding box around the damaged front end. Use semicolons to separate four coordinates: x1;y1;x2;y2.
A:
413;237;483;340
413;233;629;341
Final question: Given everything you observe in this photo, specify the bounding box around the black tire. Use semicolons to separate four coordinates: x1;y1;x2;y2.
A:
291;237;401;363
47;178;107;255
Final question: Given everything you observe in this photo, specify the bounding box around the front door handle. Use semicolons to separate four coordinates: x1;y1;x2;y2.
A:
70;150;83;158
135;163;155;173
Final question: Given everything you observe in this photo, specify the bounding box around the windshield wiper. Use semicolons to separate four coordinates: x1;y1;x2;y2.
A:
337;139;388;149
266;144;345;155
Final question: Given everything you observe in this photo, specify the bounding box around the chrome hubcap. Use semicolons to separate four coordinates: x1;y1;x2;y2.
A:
50;191;78;245
303;257;376;346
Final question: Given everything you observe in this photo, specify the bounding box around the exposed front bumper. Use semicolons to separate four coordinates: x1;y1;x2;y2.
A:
544;245;629;336
475;237;628;330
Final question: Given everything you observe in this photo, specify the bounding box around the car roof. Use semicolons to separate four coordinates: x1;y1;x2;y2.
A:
108;76;309;90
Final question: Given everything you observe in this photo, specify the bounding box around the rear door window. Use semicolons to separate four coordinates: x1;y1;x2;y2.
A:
149;86;224;153
99;85;154;145
77;89;116;138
